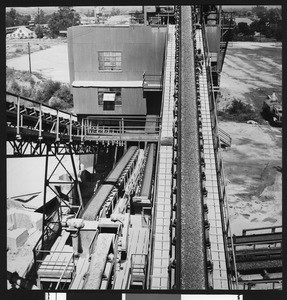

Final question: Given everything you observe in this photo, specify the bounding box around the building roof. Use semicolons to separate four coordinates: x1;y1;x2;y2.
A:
234;17;253;25
72;80;143;87
13;26;34;34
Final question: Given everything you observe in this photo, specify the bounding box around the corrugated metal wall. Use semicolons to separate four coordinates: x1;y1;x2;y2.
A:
73;87;146;115
68;25;166;115
206;26;221;56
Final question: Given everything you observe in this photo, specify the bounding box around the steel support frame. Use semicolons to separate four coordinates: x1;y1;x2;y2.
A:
41;143;84;248
7;140;98;157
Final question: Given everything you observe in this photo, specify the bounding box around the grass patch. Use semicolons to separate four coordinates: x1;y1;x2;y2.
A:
6;67;73;111
218;99;261;123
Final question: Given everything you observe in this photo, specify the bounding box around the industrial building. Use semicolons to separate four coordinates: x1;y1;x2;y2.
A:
6;5;282;291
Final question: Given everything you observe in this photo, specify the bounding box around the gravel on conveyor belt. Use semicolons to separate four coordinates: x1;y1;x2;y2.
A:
237;259;282;274
178;6;207;289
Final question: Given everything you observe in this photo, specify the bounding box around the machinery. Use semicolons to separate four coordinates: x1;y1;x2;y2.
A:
262;92;282;126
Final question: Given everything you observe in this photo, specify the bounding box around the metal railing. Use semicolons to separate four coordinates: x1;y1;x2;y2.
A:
202;20;238;289
142;73;163;90
243;225;282;235
239;278;282;290
218;127;232;147
35;249;75;289
6;92;161;144
147;24;170;289
6;91;80;142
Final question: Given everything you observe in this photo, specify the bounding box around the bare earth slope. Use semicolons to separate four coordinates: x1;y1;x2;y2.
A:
219;42;282;235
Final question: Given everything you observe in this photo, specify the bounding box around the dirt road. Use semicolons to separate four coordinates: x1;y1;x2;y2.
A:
6;43;70;83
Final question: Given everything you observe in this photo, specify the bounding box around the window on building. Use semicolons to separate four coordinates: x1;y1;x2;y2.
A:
98;88;122;110
98;52;122;71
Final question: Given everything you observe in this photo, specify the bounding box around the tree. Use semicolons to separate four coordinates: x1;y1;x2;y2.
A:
54;85;73;108
85;9;94;17
6;8;17;26
6;8;31;27
110;8;121;16
237;22;251;36
35;79;61;103
34;8;46;24
249;8;282;40
252;6;267;19
48;7;80;38
35;24;44;38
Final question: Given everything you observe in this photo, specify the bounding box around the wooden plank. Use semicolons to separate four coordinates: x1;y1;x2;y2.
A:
114;226;149;289
38;254;73;278
52;231;70;252
50;236;62;252
38;245;73;278
114;228;137;289
69;256;90;289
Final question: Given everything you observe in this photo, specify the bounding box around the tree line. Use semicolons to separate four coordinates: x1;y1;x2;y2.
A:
232;6;282;41
6;7;81;38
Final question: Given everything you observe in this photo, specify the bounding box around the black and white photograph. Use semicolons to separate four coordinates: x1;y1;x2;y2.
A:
6;5;282;291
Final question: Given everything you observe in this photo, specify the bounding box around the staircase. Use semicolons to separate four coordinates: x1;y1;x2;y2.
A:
218;127;232;148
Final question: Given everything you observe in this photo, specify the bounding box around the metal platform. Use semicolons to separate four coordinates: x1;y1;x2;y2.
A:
150;24;175;289
196;28;228;289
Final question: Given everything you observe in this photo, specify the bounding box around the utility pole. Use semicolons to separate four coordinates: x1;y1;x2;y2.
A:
28;42;32;74
143;6;147;25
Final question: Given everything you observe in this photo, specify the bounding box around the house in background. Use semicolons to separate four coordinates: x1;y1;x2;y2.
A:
79;12;96;25
234;17;253;26
7;26;36;39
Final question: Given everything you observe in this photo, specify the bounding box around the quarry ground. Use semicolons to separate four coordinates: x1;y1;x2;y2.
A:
6;40;282;274
219;41;282;235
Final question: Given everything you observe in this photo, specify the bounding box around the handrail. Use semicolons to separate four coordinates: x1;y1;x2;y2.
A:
55;254;75;289
239;278;282;290
6;91;77;118
242;225;282;235
147;24;170;289
7;97;161;144
218;127;232;146
202;20;238;289
143;74;163;90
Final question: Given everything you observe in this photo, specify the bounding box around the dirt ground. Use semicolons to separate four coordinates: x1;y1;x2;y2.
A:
6;38;67;58
219;42;282;235
6;39;69;83
219;41;282;111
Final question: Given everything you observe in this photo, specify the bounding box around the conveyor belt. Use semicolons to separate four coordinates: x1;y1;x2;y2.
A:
236;259;282;274
82;233;114;289
105;146;138;183
140;143;156;197
179;7;207;290
81;146;138;220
